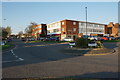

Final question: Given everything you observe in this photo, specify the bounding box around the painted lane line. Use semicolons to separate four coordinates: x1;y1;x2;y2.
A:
11;50;13;53
18;58;24;61
11;49;24;61
15;56;18;58
2;59;23;63
3;49;24;63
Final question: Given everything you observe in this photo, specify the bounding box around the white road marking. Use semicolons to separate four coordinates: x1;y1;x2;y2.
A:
18;58;24;61
3;49;24;63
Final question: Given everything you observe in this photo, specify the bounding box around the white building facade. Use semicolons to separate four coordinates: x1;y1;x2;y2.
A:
79;21;105;36
47;21;61;36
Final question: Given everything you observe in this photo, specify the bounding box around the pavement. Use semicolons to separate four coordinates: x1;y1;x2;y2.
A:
2;39;119;78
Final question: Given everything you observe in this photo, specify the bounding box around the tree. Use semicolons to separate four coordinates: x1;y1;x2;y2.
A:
25;22;37;37
1;26;12;38
5;26;12;36
2;30;8;38
18;31;23;38
2;27;8;38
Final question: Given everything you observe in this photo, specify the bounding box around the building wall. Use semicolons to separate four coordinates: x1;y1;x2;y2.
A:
105;22;119;37
65;20;79;40
46;20;119;41
32;24;47;38
47;21;61;35
79;22;105;36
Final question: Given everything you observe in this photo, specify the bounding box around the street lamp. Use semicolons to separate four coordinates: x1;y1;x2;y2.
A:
85;7;87;37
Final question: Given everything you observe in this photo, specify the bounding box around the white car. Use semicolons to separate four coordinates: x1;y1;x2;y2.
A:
88;41;97;47
0;42;5;45
62;38;73;41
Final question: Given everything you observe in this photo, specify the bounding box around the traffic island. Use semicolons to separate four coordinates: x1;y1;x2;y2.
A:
61;37;115;56
61;47;114;56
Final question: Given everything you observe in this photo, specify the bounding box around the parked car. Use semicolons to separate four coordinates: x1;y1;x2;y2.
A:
115;37;120;40
47;37;59;41
69;42;75;47
62;38;73;41
88;36;101;41
7;38;12;42
27;37;35;41
88;41;97;47
101;37;108;40
0;42;5;45
88;36;95;40
21;38;26;41
106;37;116;40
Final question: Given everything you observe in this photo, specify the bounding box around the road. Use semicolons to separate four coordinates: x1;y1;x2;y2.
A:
2;39;119;78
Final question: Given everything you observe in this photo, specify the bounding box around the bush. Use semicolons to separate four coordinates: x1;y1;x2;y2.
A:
75;37;90;48
96;41;104;48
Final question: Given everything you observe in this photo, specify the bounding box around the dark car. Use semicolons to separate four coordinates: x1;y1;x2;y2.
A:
47;37;59;41
115;37;120;40
37;37;47;41
7;38;12;42
21;38;26;41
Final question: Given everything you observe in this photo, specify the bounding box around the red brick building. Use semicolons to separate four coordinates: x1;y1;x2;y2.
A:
47;19;79;40
105;22;119;37
32;24;47;38
32;20;119;40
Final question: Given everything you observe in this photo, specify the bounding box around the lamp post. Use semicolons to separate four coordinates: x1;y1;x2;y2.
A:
85;7;87;37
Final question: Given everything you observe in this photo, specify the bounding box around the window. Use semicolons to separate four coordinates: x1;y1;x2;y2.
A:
73;28;76;31
62;28;64;31
81;23;85;26
73;22;76;25
53;29;60;32
62;22;65;25
47;30;50;33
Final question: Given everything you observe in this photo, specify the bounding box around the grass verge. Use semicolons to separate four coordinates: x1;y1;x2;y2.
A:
1;43;13;50
30;40;70;43
102;40;120;42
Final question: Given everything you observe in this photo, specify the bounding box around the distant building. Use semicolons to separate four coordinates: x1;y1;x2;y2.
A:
78;21;105;37
47;19;106;40
105;22;119;37
32;24;47;38
47;19;79;40
32;20;119;40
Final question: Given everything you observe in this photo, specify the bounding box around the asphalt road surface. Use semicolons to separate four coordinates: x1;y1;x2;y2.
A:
2;39;119;78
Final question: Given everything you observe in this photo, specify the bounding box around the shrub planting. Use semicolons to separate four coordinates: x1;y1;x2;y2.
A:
75;37;90;48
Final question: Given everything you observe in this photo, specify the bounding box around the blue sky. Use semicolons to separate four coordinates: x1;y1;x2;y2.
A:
2;2;118;34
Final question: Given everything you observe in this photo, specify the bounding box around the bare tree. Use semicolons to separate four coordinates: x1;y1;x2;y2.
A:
25;22;37;37
18;31;23;38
